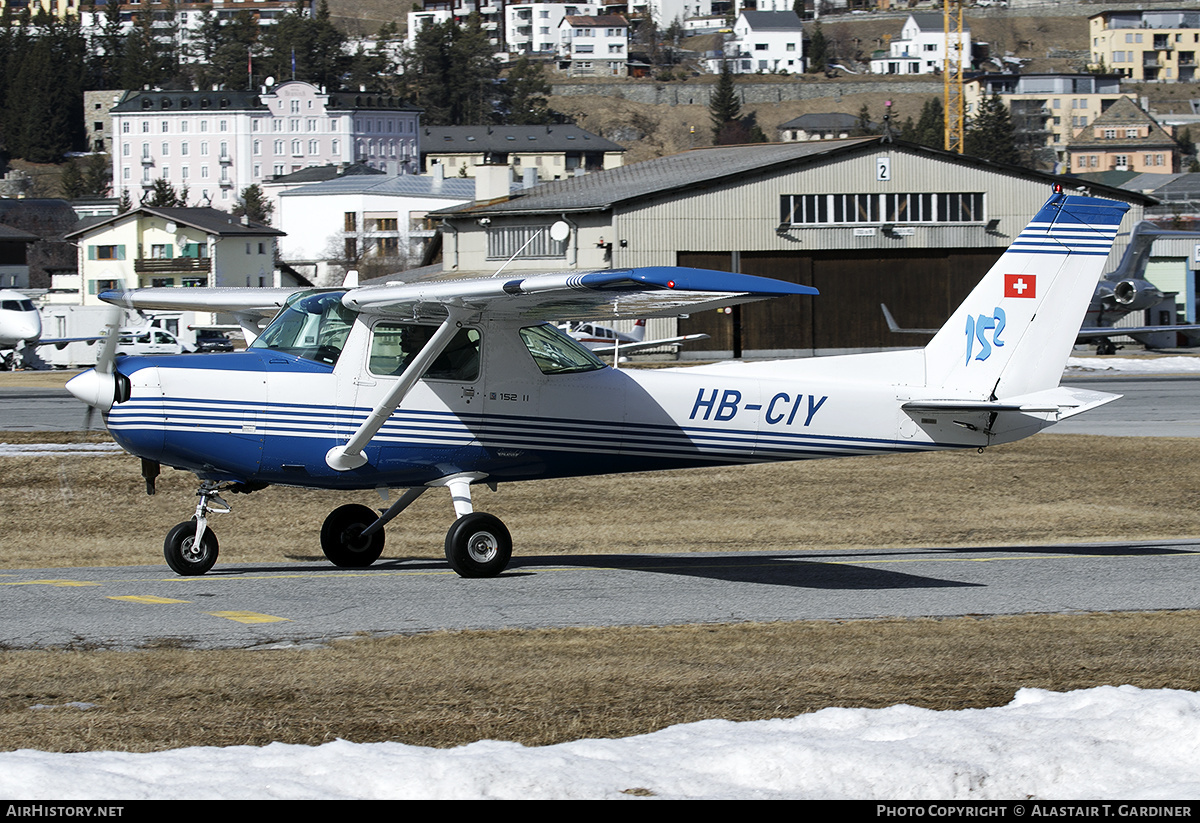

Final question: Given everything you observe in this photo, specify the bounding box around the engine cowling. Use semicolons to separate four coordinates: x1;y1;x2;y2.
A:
1112;278;1163;311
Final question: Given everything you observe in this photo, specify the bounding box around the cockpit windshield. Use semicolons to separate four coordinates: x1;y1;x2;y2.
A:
1;299;35;312
250;290;356;365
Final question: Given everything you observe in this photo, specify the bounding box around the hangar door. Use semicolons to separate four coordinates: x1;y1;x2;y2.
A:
677;248;1001;355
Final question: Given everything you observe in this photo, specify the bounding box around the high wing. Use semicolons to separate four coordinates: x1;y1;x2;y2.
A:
332;266;813;471
343;266;819;321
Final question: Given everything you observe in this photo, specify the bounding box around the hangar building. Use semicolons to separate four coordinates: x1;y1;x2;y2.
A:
434;137;1152;358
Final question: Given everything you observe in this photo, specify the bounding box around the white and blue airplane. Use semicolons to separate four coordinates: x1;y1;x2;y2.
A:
69;190;1129;578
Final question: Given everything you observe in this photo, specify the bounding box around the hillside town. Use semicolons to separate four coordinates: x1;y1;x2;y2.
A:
5;0;1200;365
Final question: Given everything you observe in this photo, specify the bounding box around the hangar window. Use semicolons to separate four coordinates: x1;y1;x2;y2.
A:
487;225;568;260
780;192;985;226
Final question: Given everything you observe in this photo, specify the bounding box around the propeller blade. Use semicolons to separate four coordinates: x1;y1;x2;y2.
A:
95;306;123;376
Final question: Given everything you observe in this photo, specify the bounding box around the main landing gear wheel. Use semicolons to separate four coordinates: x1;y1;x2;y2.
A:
321;503;385;568
444;512;512;578
164;520;219;576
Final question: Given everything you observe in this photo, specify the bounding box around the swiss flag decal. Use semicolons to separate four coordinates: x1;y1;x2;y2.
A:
1004;274;1036;299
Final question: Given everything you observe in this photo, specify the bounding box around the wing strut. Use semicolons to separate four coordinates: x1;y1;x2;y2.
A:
325;309;470;471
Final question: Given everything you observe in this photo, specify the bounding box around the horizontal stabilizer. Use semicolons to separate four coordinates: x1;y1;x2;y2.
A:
903;386;1120;420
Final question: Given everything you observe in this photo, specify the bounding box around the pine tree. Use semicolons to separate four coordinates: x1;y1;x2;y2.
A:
145;179;184;207
709;61;741;139
965;93;1019;165
400;16;500;126
233;184;273;224
806;22;828;73
851;104;876;136
910;97;945;149
503;56;553;125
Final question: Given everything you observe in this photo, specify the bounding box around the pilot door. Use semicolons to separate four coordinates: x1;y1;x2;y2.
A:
337;318;486;479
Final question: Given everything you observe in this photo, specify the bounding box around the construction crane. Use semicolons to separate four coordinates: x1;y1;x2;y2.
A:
943;0;965;153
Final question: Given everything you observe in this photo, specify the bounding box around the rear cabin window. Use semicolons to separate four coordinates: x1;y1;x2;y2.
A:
519;323;606;375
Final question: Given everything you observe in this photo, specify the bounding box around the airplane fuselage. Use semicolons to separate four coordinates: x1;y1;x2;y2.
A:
103;313;1025;492
0;290;41;349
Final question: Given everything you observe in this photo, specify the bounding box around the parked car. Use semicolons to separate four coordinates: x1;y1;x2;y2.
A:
194;329;235;353
107;328;185;357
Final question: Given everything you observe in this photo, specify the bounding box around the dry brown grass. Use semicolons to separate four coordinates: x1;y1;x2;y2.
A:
3;612;1199;752
4;377;1200;752
3;431;1200;569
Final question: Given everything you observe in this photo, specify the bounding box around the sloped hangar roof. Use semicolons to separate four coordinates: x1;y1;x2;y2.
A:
435;138;1154;219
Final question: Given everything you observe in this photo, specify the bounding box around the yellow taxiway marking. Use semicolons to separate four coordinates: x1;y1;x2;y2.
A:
206;611;290;624
7;579;103;587
108;595;190;604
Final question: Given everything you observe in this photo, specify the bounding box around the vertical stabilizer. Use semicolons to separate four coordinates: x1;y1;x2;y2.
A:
923;192;1129;399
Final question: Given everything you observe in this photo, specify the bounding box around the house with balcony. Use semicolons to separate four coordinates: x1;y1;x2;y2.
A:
1090;10;1200;82
274;170;478;285
406;1;600;56
65;207;288;306
707;11;805;75
1064;96;1181;176
557;14;629;76
869;12;970;76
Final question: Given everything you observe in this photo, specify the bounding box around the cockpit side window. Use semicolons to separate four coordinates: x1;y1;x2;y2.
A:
369;322;481;381
519;323;606;375
250;290;355;365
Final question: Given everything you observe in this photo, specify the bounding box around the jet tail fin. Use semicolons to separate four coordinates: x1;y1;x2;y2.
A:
923;192;1129;399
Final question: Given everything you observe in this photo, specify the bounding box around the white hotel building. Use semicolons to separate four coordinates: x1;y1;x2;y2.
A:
111;81;422;207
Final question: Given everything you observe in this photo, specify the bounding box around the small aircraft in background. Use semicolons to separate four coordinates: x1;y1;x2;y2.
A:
70;190;1129;579
562;318;709;357
0;289;104;370
883;220;1200;353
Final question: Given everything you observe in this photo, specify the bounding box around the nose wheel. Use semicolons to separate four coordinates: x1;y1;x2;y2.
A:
164;519;219;576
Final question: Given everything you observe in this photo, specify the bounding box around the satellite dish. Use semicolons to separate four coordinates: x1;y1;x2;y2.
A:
549;221;570;243
265;76;275;88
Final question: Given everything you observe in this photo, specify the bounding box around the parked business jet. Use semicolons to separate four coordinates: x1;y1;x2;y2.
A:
563;318;710;356
0;290;105;370
70;190;1129;579
883;220;1200;353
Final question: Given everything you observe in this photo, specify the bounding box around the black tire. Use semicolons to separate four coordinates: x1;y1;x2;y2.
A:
164;520;219;576
444;513;512;578
321;504;385;567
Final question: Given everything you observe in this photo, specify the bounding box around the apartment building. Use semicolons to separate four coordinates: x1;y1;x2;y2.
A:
110;81;421;208
1090;9;1200;82
558;14;629;76
965;73;1134;169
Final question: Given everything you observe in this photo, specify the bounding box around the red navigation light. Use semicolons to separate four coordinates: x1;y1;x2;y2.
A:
667;280;676;289
1054;183;1063;193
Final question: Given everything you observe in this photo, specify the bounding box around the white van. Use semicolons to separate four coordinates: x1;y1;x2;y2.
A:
113;328;186;357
